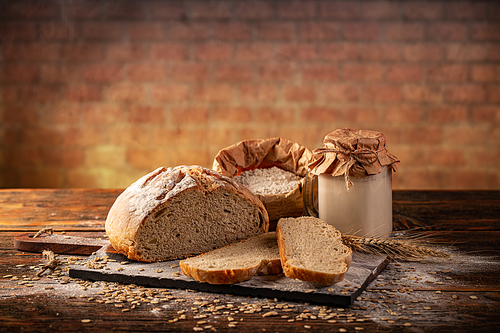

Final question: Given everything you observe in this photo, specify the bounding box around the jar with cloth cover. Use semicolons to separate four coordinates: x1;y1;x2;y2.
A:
304;129;400;238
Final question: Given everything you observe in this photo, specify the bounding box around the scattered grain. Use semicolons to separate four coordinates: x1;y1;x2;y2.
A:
262;311;278;317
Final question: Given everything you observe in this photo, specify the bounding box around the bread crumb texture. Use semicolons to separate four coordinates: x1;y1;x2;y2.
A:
180;232;282;284
277;217;353;285
105;166;268;262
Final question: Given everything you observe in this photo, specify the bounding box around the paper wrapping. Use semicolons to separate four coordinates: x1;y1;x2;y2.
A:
213;138;313;226
308;129;400;189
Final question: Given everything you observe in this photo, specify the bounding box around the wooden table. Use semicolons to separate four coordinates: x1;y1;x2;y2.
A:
1;189;499;332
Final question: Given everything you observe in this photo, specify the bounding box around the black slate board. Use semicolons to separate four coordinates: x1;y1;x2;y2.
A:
69;245;389;306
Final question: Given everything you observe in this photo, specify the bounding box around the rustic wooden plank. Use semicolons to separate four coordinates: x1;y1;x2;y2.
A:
2;189;499;231
2;230;500;332
393;190;500;202
0;231;106;268
392;190;500;231
0;288;498;332
14;233;110;255
0;189;122;231
1;188;500;332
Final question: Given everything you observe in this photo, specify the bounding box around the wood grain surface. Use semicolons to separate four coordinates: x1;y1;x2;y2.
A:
1;189;499;332
0;189;122;231
14;233;110;255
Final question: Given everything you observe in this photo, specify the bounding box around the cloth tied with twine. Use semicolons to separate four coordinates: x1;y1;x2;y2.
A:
308;129;400;189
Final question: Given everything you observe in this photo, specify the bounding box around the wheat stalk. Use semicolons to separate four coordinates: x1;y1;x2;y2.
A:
37;250;60;277
341;234;450;260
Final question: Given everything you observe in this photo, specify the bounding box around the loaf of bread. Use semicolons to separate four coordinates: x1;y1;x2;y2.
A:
105;166;269;262
276;217;352;285
180;232;281;284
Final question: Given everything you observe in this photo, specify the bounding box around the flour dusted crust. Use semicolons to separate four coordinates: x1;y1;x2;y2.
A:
105;166;269;262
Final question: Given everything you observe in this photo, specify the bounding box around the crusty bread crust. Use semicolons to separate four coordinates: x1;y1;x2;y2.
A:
276;217;352;286
277;256;349;286
179;232;281;285
180;262;261;285
105;166;269;262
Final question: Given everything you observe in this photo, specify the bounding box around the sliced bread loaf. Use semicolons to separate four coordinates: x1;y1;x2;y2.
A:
180;232;281;284
105;166;269;262
276;216;352;286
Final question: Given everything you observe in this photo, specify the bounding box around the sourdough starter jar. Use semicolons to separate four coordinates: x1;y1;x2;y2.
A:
304;129;400;238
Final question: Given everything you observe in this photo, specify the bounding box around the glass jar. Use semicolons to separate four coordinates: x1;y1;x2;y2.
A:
304;129;399;238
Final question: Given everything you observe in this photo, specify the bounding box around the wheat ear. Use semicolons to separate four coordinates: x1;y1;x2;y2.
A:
341;234;449;260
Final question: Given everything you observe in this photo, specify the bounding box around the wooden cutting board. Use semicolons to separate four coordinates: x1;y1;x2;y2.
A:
15;233;389;306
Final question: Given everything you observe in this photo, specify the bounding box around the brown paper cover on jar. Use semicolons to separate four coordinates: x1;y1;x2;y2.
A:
213;138;312;228
308;129;400;189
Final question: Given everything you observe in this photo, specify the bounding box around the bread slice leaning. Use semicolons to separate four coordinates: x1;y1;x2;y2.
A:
180;232;281;284
276;217;352;286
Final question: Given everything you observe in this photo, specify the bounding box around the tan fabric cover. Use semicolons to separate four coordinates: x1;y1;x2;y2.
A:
308;128;400;188
213;138;313;223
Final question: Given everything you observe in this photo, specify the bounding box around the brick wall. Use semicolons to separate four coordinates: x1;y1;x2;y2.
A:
0;0;499;189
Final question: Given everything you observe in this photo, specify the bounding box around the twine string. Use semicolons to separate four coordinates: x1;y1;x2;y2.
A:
312;144;388;189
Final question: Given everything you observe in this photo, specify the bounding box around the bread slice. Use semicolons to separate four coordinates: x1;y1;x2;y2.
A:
105;166;269;262
180;232;281;284
276;217;352;286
